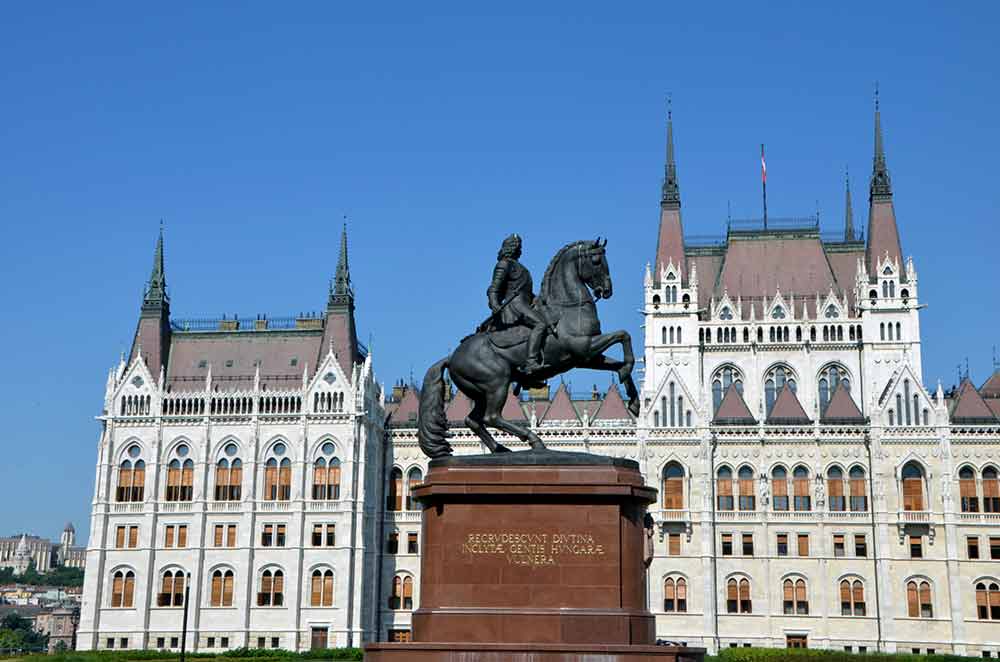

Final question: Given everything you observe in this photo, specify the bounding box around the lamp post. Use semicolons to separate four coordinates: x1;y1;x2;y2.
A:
180;572;191;662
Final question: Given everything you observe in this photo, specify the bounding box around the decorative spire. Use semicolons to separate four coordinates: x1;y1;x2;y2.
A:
870;85;892;200
660;97;680;207
844;166;855;241
328;221;354;309
142;222;169;313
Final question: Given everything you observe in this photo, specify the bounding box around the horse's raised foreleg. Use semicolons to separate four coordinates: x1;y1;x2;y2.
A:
482;387;546;451
466;394;511;454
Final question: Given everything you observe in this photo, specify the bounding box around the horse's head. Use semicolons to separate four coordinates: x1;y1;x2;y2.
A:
579;237;612;300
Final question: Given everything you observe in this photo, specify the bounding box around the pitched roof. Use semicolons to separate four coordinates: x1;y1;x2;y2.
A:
501;390;527;420
593;384;633;421
950;378;998;424
766;384;812;425
713;385;756;425
986;399;1000;421
446;391;473;423
718;235;837;301
981;370;1000;399
540;383;579;423
821;382;866;424
392;387;420;425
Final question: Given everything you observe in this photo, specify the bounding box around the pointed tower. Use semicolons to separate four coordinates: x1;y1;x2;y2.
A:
129;225;172;375
865;89;903;277
654;102;686;283
844;167;855;241
321;224;360;381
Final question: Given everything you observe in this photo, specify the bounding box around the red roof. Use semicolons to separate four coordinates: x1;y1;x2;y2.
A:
713;385;756;425
593;383;633;421
767;384;811;424
719;236;836;301
986;399;1000;420
540;383;579;423
950;378;998;424
393;387;420;424
501;390;527;420
821;382;865;423
446;391;473;423
654;206;685;284
981;370;1000;399
865;199;903;279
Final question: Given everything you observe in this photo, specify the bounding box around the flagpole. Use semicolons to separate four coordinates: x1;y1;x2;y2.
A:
761;143;768;229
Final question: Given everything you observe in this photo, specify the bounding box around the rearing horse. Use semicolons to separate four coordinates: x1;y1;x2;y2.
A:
417;239;640;458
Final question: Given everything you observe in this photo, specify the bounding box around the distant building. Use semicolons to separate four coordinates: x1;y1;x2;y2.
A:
35;604;80;652
0;523;85;573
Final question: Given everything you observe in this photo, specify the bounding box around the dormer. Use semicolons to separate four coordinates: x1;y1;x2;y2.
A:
646;259;696;315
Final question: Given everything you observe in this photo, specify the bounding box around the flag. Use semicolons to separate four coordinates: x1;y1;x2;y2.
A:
761;144;766;184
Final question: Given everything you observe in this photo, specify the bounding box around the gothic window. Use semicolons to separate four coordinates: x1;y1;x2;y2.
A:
896;322;902;340
771;466;789;511
906;579;933;618
757;327;763;343
888;409;895;426
662;462;684;509
388;575;414;610
312;442;341;500
387;468;403;511
716;466;734;511
923;409;929;425
976;582;1000;620
796;326;802;342
117;446;145;503
263;443;292;501
840;579;866;616
157;569;186;607
711;366;743;414
209;569;234;607
960;466;979;513
165;445;194;502
783;578;808;615
257;569;284;607
888;323;894;341
662;327;667;344
764;365;796;417
743;328;750;343
837;325;843;341
407;468;423;510
817;364;850;414
663;576;687;613
890;282;896;298
653;411;660;427
880;323;886;341
716;328;722;343
984;467;1000;513
652;294;660;306
902;462;926;511
849;466;868;511
827;466;845;512
792;465;811;511
772;306;786;320
769;327;776;342
677;327;682;344
726;577;752;614
869;289;878;303
849;325;856;341
720;307;733;321
738;465;755;511
882;281;889;298
310;569;335;607
110;570;135;608
901;288;909;304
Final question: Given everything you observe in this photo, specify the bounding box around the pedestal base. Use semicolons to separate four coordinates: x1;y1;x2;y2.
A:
365;642;703;662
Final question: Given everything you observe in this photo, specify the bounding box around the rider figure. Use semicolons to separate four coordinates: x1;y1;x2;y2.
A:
488;234;547;375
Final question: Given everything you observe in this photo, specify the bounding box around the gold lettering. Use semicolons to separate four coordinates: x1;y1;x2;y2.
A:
461;531;607;565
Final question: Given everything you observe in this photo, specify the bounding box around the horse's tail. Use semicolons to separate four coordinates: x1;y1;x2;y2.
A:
417;357;453;458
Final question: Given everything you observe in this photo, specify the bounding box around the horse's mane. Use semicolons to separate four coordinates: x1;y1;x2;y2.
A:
539;240;589;304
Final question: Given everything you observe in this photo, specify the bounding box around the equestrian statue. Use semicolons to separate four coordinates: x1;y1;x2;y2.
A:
417;234;640;459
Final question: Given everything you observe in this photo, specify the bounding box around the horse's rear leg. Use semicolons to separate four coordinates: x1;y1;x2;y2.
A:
466;395;511;453
482;387;546;451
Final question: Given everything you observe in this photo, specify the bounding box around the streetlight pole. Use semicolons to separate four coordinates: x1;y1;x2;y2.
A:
180;572;191;662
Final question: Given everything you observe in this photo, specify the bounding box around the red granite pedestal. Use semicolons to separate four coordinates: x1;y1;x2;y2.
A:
365;452;706;662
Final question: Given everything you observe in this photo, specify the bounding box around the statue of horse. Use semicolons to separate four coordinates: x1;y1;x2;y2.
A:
417;238;640;458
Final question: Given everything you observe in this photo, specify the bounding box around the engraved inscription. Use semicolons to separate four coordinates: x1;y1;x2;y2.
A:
460;531;607;567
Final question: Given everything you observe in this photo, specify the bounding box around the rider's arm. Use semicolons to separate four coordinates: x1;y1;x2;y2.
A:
487;260;509;312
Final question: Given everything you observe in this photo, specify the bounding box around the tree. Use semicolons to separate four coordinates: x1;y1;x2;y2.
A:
0;611;47;652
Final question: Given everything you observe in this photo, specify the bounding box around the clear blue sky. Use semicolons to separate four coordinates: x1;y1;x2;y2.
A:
1;2;997;542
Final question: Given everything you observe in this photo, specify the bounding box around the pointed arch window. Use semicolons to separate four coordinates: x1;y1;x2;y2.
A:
960;466;979;513
166;445;194;502
984;467;1000;513
827;466;845;512
840;579;865;616
783;578;808;615
312;442;342;500
902;462;925;511
849;466;868;512
388;575;414;610
407;468;423;510
716;467;734;511
210;569;234;607
215;445;242;501
771;466;789;511
157;570;186;607
663;576;687;612
976;582;1000;620
711;366;743;414
387;468;403;511
110;570;135;608
764;365;796;417
818;364;850;414
792;466;811;511
117;446;145;503
257;569;284;607
310;569;335;607
738;465;755;511
662;462;684;510
726;578;751;613
906;580;932;618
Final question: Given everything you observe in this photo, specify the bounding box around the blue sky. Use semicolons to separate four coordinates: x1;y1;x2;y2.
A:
1;2;997;542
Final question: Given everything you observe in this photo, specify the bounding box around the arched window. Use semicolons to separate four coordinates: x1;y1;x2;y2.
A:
677;327;682;344
985;467;1000;513
312;442;341;500
840;579;866;616
215;443;243;501
257;569;284;607
888;409;895;426
110;570;135;608
407;468;423;510
157;569;186;607
388;575;414;610
652;294;660;306
823;326;830;342
387;468;403;511
662;463;684;509
738;465;755;511
663;577;688;613
116;445;145;502
976;582;1000;620
726;578;752;613
165;444;194;502
783;578;808;615
906;580;932;618
772;466;789;511
880;322;885;340
263;443;291;501
210;569;234;607
764;365;796;417
716;467;734;511
882;281;889;298
960;466;979;513
757;327;763;343
902;462;925;511
793;466;810;511
743;328;750;343
849;466;868;512
818;364;850;414
810;326;816;342
827;466;845;512
310;569;334;607
711;366;743;414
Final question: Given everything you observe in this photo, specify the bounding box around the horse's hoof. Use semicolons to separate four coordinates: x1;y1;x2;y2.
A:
529;442;547;452
494;444;512;453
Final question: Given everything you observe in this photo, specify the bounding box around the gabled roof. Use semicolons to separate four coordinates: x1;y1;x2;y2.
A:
446;391;473;422
821;382;866;424
539;383;580;423
391;387;420;425
593;384;633;421
713;385;756;425
502;390;527;420
950;378;998;424
981;370;1000;399
986;399;1000;421
766;384;812;425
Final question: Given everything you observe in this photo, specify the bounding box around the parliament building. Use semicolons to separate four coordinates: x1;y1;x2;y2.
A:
78;103;1000;654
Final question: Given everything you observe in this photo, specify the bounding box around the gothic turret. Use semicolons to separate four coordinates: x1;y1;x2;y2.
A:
865;90;903;278
654;102;686;284
321;224;360;380
844;168;855;241
129;225;172;374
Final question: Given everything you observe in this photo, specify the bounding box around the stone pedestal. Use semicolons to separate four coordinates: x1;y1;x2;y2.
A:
366;451;705;662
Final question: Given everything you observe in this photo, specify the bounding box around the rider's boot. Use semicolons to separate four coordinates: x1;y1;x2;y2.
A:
523;325;546;375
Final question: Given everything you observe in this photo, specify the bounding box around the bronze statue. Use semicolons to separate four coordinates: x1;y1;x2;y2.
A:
418;237;640;458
